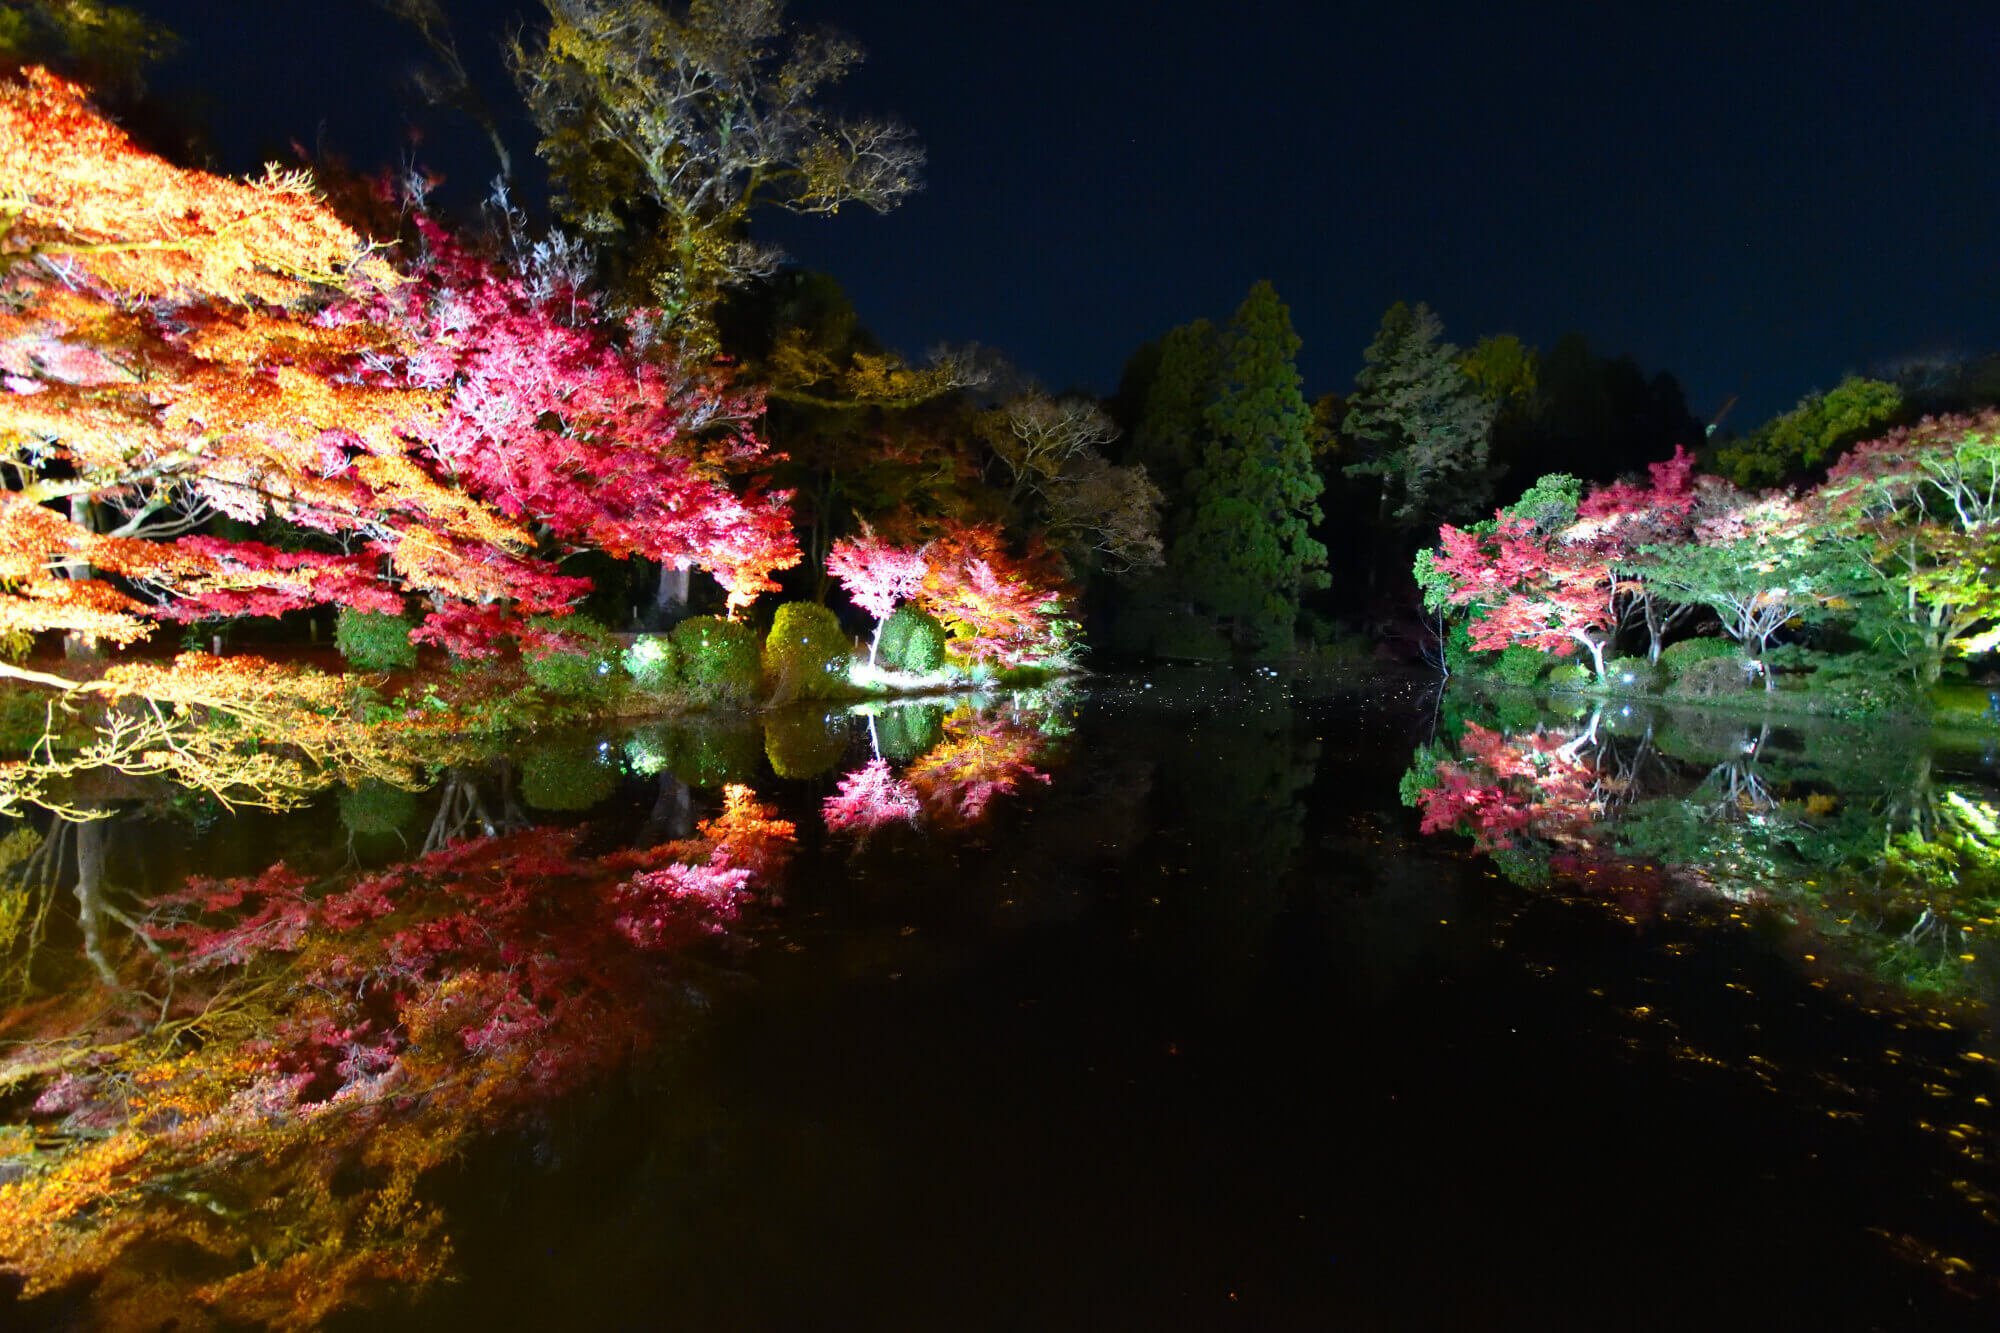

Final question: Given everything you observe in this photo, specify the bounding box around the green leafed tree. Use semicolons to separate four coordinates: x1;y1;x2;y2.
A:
1713;376;1903;488
508;0;923;347
1166;282;1328;651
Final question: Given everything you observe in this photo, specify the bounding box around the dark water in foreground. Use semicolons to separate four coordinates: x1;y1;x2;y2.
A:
4;669;1999;1330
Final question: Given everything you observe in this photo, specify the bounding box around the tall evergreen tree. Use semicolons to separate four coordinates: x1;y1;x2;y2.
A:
1167;283;1327;650
1343;301;1498;530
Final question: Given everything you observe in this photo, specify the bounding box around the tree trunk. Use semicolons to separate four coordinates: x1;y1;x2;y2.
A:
73;814;117;987
651;563;691;627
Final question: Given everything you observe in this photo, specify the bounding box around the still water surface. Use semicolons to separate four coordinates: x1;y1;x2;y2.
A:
3;667;1998;1330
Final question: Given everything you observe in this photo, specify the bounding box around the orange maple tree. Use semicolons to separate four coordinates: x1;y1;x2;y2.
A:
0;67;583;682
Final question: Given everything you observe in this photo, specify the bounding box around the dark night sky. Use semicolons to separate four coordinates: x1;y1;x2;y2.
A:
131;0;2000;430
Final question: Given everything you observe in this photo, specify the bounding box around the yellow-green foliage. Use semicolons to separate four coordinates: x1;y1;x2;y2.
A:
877;604;948;674
522;615;621;697
762;602;852;701
763;708;849;779
669;616;762;704
336;608;418;672
622;634;679;691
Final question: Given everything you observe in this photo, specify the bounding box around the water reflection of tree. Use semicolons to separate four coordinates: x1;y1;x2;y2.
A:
1131;675;1320;1004
0;786;792;1327
1413;689;2000;1000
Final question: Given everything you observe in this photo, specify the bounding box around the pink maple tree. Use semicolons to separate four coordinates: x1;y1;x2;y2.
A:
358;215;801;620
825;525;930;663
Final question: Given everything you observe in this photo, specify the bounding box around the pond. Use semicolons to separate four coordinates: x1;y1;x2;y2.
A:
2;667;1997;1330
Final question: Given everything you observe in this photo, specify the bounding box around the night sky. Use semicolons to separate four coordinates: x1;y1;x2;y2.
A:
131;0;2000;429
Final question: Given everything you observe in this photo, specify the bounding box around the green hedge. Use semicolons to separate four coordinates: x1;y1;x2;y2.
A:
1495;643;1548;685
622;633;680;690
1658;637;1740;681
522;615;623;697
335;608;417;672
763;602;852;701
878;603;948;674
670;616;763;704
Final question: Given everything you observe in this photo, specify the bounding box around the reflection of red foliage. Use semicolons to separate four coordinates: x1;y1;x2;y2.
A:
823;757;922;835
1416;722;1601;852
0;801;786;1324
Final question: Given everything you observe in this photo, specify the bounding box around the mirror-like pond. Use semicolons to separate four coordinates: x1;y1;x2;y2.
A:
2;669;1996;1330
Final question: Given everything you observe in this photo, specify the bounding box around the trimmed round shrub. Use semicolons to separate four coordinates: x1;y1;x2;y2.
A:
1546;662;1593;691
335;608;417;672
877;603;948;674
1495;643;1548;686
1658;637;1740;683
1674;653;1753;699
1602;657;1665;693
622;633;680;691
522;615;622;697
764;707;851;779
519;742;622;811
763;602;853;701
669;616;763;704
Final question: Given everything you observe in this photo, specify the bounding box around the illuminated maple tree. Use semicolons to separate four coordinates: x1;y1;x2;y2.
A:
361;214;800;617
0;67;589;670
824;523;928;662
914;521;1073;668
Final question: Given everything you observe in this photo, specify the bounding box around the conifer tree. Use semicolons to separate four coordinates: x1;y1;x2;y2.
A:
1344;301;1498;530
1167;282;1327;650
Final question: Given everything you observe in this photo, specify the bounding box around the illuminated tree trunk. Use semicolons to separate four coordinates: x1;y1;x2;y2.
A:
73;813;117;987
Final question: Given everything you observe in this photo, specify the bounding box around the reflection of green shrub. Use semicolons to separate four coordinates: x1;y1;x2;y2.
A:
672;724;764;786
1658;637;1738;683
1496;644;1547;686
523;615;622;697
670;616;762;704
336;608;417;672
0;689;53;753
763;602;852;700
875;703;944;762
1494;692;1541;731
519;743;622;811
623;634;679;691
764;708;850;778
878;604;948;674
338;781;418;837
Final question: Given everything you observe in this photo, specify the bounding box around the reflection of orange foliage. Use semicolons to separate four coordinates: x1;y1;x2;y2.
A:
0;802;775;1327
905;706;1052;824
701;783;797;879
